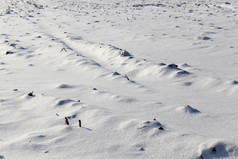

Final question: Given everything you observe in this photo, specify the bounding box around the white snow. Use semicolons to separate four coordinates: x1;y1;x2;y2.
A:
0;0;238;158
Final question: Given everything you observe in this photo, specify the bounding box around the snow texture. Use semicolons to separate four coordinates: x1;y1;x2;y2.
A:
0;0;238;158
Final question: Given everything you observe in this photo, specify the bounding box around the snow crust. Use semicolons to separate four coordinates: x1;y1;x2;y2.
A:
0;0;238;158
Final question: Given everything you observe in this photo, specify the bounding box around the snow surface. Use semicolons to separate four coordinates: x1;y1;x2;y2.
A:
0;0;238;158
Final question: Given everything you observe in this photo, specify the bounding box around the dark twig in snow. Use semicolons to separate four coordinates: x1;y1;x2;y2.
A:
61;48;67;52
79;120;81;127
28;91;34;96
65;117;69;125
125;74;129;80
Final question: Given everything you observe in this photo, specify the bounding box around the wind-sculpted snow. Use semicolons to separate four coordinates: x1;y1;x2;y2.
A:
0;0;238;158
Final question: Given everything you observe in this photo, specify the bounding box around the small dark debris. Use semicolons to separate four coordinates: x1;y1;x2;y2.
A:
139;147;145;151
203;36;211;40
232;81;238;85
77;100;81;102
197;36;211;40
168;64;178;68
65;117;69;125
79;120;82;127
13;89;18;91
158;127;164;130
153;118;156;121
125;74;130;80
56;113;59;116
67;115;76;119
28;91;34;96
10;43;17;47
93;88;97;90
200;155;204;159
61;48;67;52
6;51;13;55
212;147;217;153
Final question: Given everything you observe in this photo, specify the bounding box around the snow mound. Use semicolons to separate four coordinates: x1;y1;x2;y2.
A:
154;63;191;78
176;70;190;77
138;120;163;130
112;72;120;76
119;50;132;57
198;141;238;159
167;64;179;69
179;105;201;114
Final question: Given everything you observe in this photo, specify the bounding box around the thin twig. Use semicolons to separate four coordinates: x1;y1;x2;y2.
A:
61;48;67;52
125;74;129;80
65;117;69;125
79;120;81;127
